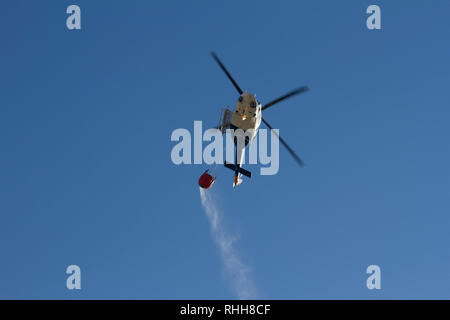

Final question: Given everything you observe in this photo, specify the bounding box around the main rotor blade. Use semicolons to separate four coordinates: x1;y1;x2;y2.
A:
211;51;243;95
262;86;309;111
261;117;305;167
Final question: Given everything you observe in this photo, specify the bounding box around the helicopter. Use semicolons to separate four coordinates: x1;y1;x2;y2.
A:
199;52;309;188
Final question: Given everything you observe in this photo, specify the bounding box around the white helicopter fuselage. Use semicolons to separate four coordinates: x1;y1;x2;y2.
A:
228;92;262;186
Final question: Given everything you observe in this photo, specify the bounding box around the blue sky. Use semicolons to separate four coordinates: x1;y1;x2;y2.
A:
1;1;450;299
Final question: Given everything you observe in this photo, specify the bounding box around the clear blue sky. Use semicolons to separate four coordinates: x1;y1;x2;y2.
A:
1;0;450;299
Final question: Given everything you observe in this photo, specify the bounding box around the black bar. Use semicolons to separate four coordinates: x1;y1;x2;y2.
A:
1;300;449;318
